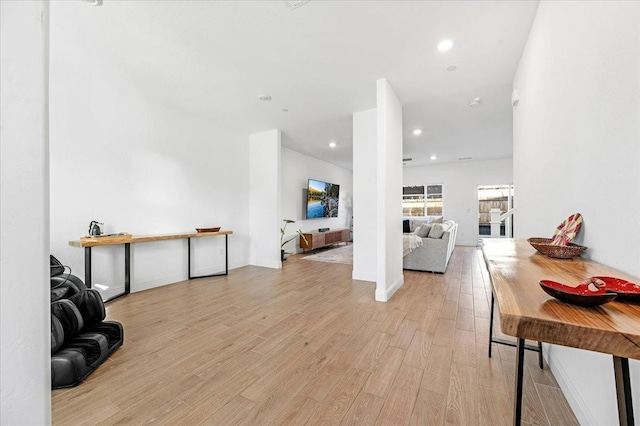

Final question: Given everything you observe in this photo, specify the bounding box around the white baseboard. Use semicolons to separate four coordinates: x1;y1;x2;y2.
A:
375;276;404;302
546;345;594;426
133;273;187;293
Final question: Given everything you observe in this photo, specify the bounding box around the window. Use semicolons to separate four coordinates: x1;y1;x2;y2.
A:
426;184;443;216
402;185;425;216
403;184;443;216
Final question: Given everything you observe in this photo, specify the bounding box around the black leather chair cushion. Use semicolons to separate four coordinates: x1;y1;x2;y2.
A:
70;289;105;327
51;300;83;342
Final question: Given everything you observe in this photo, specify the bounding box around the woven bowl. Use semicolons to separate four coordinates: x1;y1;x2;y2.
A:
527;237;587;259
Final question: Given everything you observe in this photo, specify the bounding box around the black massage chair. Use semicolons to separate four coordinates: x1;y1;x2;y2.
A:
50;255;124;389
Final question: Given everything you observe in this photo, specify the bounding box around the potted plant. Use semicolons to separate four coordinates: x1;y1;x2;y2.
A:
281;219;307;262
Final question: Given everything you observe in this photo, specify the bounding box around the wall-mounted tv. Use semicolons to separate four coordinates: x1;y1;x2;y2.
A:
306;179;340;219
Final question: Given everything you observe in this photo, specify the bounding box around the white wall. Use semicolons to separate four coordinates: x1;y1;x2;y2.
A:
0;1;51;423
49;6;251;293
376;79;404;302
352;109;378;282
513;2;640;424
403;158;513;246
280;147;353;254
249;130;281;269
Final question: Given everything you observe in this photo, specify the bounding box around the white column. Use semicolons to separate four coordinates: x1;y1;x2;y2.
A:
352;109;378;282
489;208;502;238
0;0;51;423
375;79;404;302
249;129;282;269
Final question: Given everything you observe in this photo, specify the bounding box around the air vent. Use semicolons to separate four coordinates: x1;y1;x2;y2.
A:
402;158;412;162
458;157;473;161
284;0;310;10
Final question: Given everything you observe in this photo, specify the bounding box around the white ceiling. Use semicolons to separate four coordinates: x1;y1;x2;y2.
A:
53;0;539;170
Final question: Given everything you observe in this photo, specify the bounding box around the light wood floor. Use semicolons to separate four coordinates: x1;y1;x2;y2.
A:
52;246;578;425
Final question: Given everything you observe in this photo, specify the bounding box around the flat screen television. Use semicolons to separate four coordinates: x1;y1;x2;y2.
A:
306;179;340;219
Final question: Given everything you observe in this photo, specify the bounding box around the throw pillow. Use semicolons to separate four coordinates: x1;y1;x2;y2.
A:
414;224;432;237
409;219;429;232
430;216;444;224
428;222;451;239
403;219;410;233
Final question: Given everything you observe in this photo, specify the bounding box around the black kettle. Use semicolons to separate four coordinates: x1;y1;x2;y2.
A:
88;221;103;236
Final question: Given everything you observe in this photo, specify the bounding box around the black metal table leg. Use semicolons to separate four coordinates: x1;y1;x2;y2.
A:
188;237;192;279
124;243;130;295
84;247;92;288
489;290;543;370
514;338;525;426
489;292;495;358
538;341;544;369
613;356;635;426
188;234;229;279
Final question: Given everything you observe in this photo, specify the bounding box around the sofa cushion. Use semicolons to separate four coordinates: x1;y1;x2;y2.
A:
414;224;432;237
428;222;451;239
430;216;444;224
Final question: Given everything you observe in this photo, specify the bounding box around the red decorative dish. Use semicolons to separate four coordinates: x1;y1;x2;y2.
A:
196;227;221;233
539;279;617;307
590;276;640;303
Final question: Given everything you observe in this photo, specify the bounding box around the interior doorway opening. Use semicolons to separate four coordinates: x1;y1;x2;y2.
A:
478;185;514;239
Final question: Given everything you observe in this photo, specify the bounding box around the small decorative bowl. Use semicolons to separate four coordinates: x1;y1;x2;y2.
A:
539;280;617;307
528;237;587;259
196;227;221;233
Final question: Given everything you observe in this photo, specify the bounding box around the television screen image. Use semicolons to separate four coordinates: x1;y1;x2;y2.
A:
306;179;340;219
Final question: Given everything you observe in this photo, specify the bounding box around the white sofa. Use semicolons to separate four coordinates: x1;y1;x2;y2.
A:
403;218;458;273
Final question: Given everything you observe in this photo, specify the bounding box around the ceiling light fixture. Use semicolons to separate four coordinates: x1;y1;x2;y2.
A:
413;129;422;136
258;95;272;101
437;39;453;52
469;97;482;107
430;155;437;160
447;65;457;71
329;141;336;148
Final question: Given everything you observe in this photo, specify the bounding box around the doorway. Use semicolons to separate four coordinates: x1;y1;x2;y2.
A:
478;185;514;240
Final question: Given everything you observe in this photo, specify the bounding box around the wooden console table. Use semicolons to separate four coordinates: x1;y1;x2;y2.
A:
69;230;233;302
483;239;640;426
299;228;350;252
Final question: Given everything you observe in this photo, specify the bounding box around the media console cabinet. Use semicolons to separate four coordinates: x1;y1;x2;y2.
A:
299;228;350;252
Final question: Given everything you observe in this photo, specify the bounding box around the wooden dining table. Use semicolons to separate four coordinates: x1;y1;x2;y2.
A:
482;239;640;426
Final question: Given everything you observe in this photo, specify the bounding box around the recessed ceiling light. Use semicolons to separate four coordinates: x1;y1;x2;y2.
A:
469;97;482;107
258;95;272;101
437;39;454;52
413;129;422;136
430;154;437;160
329;141;336;148
447;65;457;72
81;0;103;5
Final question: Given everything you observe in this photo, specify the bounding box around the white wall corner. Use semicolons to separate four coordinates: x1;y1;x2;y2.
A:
375;276;404;302
375;78;404;302
249;129;282;269
0;0;51;423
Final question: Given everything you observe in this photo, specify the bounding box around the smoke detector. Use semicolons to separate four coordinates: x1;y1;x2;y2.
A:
284;0;310;10
469;97;482;107
258;95;272;101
